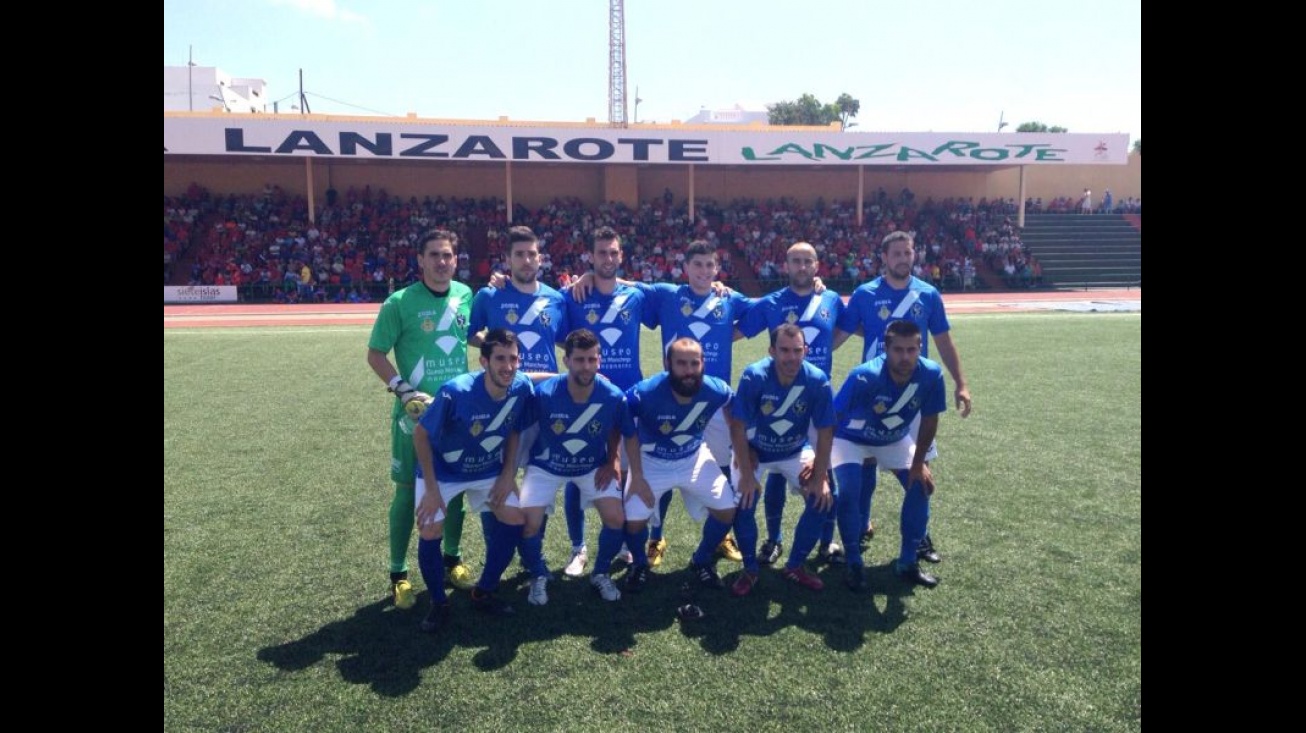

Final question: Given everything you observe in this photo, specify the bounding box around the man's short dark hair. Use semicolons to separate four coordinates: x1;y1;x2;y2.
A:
507;225;539;250
770;322;806;347
593;226;619;249
685;240;716;261
880;230;914;254
419;229;458;255
884;319;922;347
480;327;519;359
564;328;600;357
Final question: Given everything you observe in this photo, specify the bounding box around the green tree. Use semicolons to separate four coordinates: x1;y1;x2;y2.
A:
1016;121;1069;133
1132;139;1141;155
768;93;860;128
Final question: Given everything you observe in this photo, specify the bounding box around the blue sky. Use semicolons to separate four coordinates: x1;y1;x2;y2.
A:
164;0;1141;144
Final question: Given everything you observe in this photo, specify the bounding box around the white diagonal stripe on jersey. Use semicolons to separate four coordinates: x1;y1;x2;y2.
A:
693;296;721;318
563;438;588;455
566;404;603;433
480;436;504;453
518;297;549;326
600;294;630;323
674;402;709;432
890;291;921;319
436;297;461;330
408;360;425;386
688;322;711;340
486;396;519;431
863;337;881;362
442;449;463;462
799;294;822;323
600;327;623;346
772;385;804;418
745;427;756;440
771;419;795;436
887;383;918;416
517;332;542;350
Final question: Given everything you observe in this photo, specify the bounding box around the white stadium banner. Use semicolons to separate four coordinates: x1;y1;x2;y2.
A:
164;117;1129;166
165;285;237;303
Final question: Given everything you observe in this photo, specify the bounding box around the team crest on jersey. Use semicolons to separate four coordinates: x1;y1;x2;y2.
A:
422;317;436;333
506;309;519;325
539;310;552;327
819;308;830;320
551;419;566;435
620;309;632;324
470;420;485;436
761;400;775;416
712;305;724;319
793;400;808;415
911;303;924;318
585;310;599;324
695;416;708;431
680;300;693;317
456;313;468;328
588;420;603;436
873;402;887;414
659;421;673;435
877;305;890;320
909;397;922;410
784;311;798;324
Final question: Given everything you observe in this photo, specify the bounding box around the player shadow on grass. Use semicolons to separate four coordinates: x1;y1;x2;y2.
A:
672;561;915;654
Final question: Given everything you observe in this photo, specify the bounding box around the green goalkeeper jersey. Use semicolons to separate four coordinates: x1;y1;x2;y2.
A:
368;280;473;417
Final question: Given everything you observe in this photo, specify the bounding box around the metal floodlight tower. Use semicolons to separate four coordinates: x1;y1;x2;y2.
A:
608;0;627;127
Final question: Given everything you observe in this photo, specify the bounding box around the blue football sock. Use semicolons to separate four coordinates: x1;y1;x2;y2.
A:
593;525;625;575
477;520;523;592
860;462;879;533
418;537;446;605
732;504;760;574
519;531;547;578
564;481;586;549
785;493;830;570
649;490;673;542
625;525;650;566
692;515;733;567
894;469;931;566
833;463;865;567
763;471;787;543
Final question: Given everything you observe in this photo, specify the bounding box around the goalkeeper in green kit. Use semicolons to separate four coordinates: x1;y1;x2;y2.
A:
367;229;476;609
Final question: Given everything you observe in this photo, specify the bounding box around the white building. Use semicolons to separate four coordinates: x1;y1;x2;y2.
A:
163;66;268;114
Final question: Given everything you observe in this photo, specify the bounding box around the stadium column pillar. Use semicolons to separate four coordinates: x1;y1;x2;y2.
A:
1018;166;1027;228
688;163;695;222
857;165;865;227
306;157;316;224
506;161;514;224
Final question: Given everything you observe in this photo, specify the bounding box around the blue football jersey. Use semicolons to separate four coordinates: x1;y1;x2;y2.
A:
528;374;627;477
731;357;836;463
622;372;733;462
836;276;951;362
417;371;535;481
561;283;655;391
833;355;947;446
469;281;566;372
737;288;844;377
646;284;753;383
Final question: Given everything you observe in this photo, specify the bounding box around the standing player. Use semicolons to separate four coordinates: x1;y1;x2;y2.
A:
642;240;754;567
727;324;836;596
737;241;846;566
554;227;655;577
412;329;536;630
834;230;972;565
519;328;628;602
469;225;567;557
619;338;738;593
831;320;947;591
366;229;475;611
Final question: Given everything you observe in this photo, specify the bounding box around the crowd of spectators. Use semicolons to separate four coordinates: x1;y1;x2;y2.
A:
166;183;1138;299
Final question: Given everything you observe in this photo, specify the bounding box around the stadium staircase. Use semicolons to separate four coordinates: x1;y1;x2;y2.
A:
1020;214;1141;288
